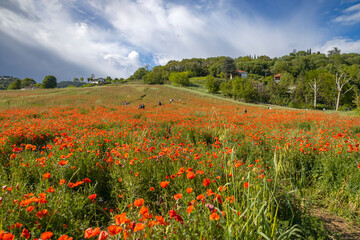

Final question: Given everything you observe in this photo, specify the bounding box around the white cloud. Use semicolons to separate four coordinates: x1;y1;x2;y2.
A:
93;0;326;60
1;0;358;80
315;38;360;54
333;3;360;24
0;0;142;78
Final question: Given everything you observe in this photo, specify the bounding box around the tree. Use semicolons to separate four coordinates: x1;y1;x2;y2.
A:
73;78;79;83
80;77;84;82
143;67;165;85
132;67;150;80
105;76;112;83
305;70;322;109
221;57;235;79
206;75;220;93
209;62;222;77
327;47;341;57
271;61;291;74
353;88;360;109
335;72;354;111
308;77;321;109
169;72;190;86
7;79;21;90
21;78;36;88
42;75;57;88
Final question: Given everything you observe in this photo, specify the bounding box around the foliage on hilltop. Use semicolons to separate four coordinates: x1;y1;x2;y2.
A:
0;76;20;90
129;48;360;111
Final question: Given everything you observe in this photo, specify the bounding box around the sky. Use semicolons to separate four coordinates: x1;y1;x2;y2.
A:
1;0;360;82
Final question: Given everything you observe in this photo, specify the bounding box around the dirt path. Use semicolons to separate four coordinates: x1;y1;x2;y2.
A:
311;208;360;239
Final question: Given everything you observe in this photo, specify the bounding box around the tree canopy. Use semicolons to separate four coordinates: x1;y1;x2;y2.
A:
7;79;21;90
126;48;360;111
21;78;36;88
42;75;57;89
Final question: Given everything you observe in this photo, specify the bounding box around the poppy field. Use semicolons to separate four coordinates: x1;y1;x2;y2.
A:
1;85;360;239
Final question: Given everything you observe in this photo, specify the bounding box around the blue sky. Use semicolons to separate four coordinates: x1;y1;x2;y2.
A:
1;0;360;82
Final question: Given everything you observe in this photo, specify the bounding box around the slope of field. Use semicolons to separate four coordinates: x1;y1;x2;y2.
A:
1;85;360;239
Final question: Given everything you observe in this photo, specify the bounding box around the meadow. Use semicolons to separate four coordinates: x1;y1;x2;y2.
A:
0;85;360;239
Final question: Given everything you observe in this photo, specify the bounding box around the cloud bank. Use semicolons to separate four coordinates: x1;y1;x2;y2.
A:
0;0;360;81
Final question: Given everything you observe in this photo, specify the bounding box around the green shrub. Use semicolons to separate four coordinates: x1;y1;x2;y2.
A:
169;72;190;86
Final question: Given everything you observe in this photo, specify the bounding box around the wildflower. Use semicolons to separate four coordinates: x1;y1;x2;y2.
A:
139;206;149;215
83;178;91;183
187;171;196;179
107;225;122;236
36;209;48;219
186;188;193;193
203;178;211;187
149;187;155;191
58;235;73;240
21;228;30;239
59;179;67;185
206;204;214;211
84;227;100;238
58;160;68;166
134;223;145;232
160;181;169;188
174;193;183;200
169;210;183;223
88;194;97;202
197;194;205;201
0;232;15;240
98;231;109;240
134;198;144;207
187;205;194;214
209;212;220;221
155;215;168;225
244;182;249;188
42;173;51;180
40;231;53;240
26;206;35;212
115;213;130;225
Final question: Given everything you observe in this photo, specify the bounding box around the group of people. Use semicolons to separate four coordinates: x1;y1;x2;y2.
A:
125;98;182;110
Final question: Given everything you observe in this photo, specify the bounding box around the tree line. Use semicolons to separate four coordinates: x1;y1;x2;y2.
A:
129;48;360;111
6;75;57;90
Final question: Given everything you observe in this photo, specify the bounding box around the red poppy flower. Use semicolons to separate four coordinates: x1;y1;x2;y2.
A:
160;181;169;188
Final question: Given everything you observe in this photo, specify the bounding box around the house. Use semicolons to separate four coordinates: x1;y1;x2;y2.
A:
274;74;281;83
230;70;248;79
88;78;105;84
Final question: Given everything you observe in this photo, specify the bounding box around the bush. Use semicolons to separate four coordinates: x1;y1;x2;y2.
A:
220;79;233;97
143;71;164;84
169;72;190;86
206;75;220;93
7;79;21;90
